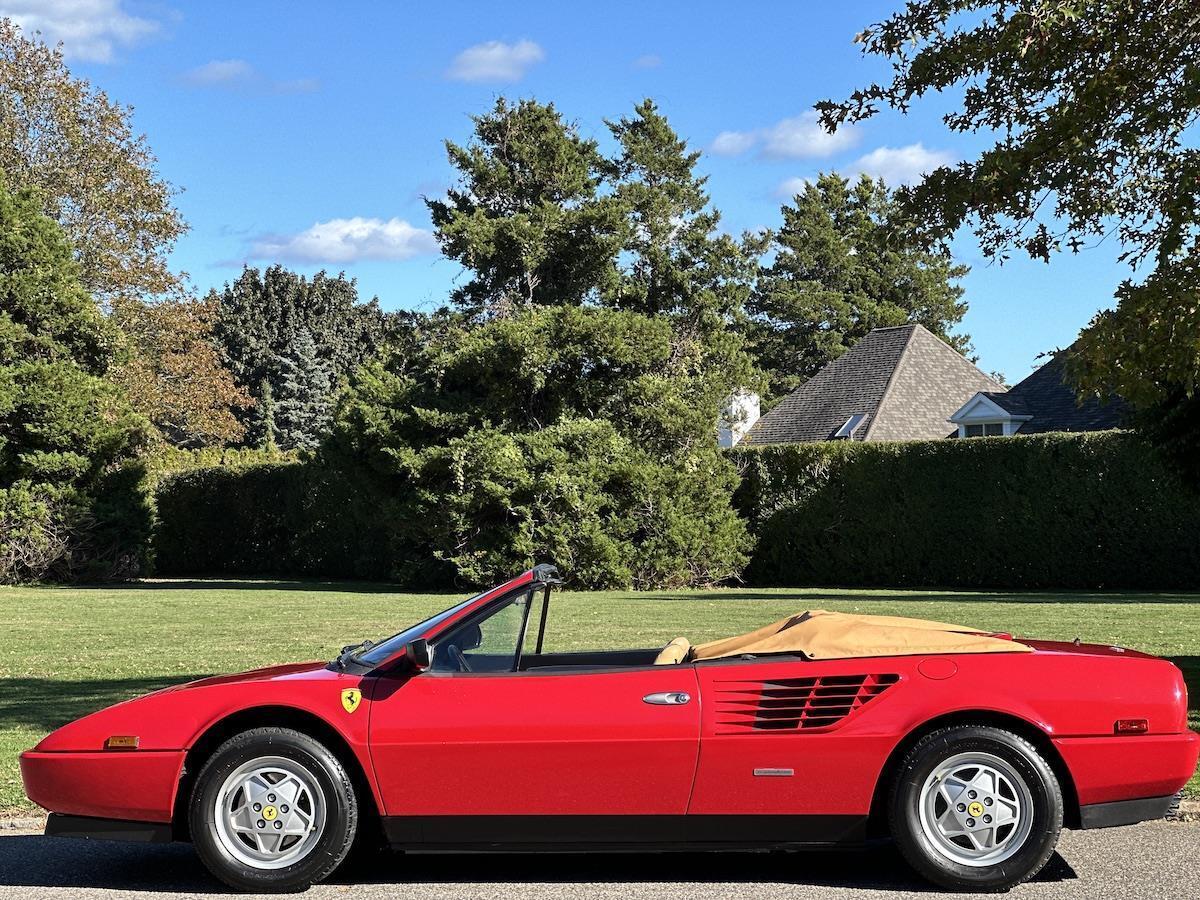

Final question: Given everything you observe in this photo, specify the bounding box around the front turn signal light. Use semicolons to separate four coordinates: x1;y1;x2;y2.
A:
1114;718;1148;735
104;735;139;750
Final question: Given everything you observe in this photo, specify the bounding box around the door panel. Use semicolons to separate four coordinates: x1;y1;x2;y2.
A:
688;659;907;816
368;667;700;817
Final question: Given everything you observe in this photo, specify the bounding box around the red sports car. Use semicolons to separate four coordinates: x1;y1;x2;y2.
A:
21;565;1198;893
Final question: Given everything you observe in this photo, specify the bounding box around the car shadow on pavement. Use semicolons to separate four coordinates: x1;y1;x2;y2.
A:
0;834;1077;895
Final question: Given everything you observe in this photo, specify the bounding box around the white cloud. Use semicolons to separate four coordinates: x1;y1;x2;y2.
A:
775;176;812;199
711;130;758;156
447;38;544;83
761;112;858;159
183;59;318;94
711;111;857;159
849;143;955;186
0;0;160;62
184;59;254;86
251;217;438;264
632;53;662;69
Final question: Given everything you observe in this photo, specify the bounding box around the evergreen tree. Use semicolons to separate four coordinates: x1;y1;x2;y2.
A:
0;171;145;581
747;173;969;401
426;98;624;319
273;329;334;452
211;265;388;443
329;98;767;588
250;378;278;452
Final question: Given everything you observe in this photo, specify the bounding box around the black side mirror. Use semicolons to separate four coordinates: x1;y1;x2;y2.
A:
406;638;431;672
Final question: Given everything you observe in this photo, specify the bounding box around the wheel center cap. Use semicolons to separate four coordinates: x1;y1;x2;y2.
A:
263;805;278;821
967;801;984;818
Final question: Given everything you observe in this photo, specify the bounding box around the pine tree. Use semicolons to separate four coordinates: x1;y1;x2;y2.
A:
273;330;334;451
426;98;624;319
747;173;969;401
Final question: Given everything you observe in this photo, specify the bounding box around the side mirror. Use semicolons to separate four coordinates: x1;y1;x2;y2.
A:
406;638;431;672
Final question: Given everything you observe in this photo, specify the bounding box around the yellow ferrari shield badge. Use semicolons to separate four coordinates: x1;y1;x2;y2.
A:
341;688;362;714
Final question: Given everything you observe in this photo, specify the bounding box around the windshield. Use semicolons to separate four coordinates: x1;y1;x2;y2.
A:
348;593;483;667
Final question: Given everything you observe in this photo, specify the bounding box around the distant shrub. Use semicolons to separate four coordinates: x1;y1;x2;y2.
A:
734;431;1200;589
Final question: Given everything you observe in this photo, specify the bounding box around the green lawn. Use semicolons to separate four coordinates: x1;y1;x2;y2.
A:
1;580;1197;815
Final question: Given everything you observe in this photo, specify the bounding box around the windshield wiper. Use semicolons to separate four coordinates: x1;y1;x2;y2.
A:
334;639;374;670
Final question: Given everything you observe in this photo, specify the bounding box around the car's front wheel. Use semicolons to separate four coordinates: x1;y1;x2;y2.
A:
189;727;358;892
889;725;1063;892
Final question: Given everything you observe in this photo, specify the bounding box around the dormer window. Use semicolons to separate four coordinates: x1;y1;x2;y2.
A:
833;413;867;440
964;423;1005;438
949;393;1031;439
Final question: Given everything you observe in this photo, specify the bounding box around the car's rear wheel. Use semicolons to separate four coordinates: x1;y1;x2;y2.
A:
189;727;358;892
889;725;1063;892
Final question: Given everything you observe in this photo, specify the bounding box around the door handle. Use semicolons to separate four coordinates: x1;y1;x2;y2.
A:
643;691;691;706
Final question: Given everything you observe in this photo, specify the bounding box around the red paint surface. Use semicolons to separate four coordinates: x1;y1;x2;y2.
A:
19;573;1199;830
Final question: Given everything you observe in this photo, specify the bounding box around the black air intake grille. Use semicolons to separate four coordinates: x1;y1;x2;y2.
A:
714;673;900;733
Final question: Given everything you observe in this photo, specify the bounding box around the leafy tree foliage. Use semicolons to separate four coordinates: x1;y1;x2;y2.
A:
819;0;1200;467
211;265;389;447
748;173;969;400
0;20;185;301
328;307;749;588
0;173;147;581
274;329;334;452
109;295;252;449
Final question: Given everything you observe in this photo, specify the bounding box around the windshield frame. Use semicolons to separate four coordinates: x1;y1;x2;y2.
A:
335;567;554;673
344;594;482;669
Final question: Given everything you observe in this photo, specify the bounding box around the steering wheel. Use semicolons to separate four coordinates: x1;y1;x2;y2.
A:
448;644;472;673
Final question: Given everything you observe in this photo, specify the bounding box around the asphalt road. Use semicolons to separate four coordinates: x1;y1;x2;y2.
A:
0;821;1195;899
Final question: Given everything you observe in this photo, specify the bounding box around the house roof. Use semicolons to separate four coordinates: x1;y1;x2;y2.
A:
744;324;1003;445
987;352;1127;434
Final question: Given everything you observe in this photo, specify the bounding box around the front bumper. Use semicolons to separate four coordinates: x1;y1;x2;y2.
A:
20;749;185;823
1054;731;1199;807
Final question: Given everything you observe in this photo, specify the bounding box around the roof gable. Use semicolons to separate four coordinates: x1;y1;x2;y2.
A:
866;326;1004;441
744;325;916;445
745;325;1003;445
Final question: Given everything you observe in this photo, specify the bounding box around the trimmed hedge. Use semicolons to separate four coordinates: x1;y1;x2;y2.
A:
153;462;404;580
733;431;1200;589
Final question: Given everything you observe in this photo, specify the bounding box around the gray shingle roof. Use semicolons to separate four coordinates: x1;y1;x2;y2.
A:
992;352;1127;434
744;325;1003;444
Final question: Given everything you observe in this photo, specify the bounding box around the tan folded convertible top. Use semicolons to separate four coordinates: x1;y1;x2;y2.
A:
692;610;1031;661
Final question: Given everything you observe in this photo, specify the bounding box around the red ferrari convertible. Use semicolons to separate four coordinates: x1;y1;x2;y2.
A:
21;565;1198;893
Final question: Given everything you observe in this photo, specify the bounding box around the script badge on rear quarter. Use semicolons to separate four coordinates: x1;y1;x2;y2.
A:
341;688;362;714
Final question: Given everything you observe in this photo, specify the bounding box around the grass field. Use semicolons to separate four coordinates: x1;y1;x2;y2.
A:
1;580;1197;815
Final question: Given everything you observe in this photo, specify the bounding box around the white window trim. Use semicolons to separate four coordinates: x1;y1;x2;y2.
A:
949;393;1032;438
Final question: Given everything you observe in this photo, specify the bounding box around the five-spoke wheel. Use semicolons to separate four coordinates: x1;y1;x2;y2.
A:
190;727;357;892
890;725;1063;892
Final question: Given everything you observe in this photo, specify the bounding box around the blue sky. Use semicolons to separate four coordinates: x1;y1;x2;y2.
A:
7;0;1139;381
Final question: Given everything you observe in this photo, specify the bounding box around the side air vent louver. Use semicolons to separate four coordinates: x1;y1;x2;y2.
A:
714;673;900;734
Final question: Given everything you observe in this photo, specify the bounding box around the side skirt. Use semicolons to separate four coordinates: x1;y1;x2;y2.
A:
1077;795;1176;829
383;815;866;851
45;813;174;843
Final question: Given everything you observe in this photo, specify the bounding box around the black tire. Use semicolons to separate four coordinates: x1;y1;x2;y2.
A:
888;725;1063;892
189;727;358;893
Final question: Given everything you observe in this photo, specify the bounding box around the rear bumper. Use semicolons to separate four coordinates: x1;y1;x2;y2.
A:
45;813;174;843
1054;731;1199;806
20;749;185;823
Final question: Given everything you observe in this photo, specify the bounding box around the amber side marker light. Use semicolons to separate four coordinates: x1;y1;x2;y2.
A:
104;735;139;750
1114;719;1148;735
